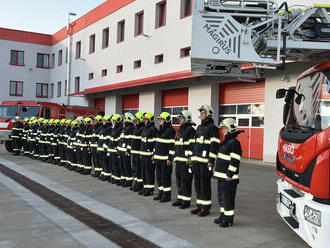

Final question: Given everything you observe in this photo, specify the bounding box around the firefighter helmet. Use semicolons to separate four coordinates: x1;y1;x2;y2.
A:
143;112;155;123
135;112;144;122
158;112;172;123
49;119;54;125
177;110;192;123
198;104;214;117
33;120;38;125
124;112;135;123
38;117;45;123
14;116;20;121
65;119;72;125
103;115;111;123
43;119;49;125
60;119;67;124
112;114;122;123
219;118;238;133
54;119;60;125
30;116;37;121
94;115;103;123
24;117;29;122
71;120;79;127
84;117;93;125
76;116;84;123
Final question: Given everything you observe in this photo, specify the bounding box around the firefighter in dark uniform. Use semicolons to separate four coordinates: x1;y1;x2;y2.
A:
129;112;144;192
117;112;135;187
74;117;85;173
27;117;37;158
39;119;49;160
190;104;220;217
64;119;72;169
214;118;242;227
153;112;176;202
139;112;158;196
67;120;79;170
31;118;41;159
52;119;61;165
22;118;30;156
82;117;93;175
108;114;123;184
58;119;67;166
47;119;55;163
11;116;23;155
171;111;196;209
90;115;103;177
98;115;112;180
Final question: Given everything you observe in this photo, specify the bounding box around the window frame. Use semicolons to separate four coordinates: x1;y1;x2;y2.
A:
102;27;109;49
180;46;191;58
9;81;23;97
181;0;192;19
36;83;49;98
117;20;125;43
76;41;81;59
89;34;96;54
155;54;164;64
57;81;62;97
50;53;55;68
101;69;108;77
135;11;144;37
116;65;123;73
74;77;80;93
88;73;94;80
10;50;25;66
36;53;50;69
134;60;142;69
156;1;167;29
50;83;54;98
58;50;63;66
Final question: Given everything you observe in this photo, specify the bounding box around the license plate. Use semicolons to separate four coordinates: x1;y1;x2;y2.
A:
280;193;292;209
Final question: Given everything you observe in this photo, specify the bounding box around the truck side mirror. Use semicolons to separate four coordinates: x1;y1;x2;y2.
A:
276;89;286;99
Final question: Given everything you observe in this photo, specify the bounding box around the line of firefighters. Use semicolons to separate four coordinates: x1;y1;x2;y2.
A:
10;104;242;227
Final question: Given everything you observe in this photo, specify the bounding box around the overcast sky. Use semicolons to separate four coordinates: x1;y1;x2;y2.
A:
0;0;106;34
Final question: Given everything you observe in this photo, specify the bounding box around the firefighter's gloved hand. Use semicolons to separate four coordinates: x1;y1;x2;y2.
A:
125;151;129;156
188;168;192;174
166;160;172;166
226;176;233;182
107;152;110;156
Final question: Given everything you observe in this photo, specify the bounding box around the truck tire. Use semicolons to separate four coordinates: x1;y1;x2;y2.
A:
5;140;13;153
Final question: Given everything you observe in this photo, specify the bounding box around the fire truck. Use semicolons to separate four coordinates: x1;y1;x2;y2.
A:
191;1;330;247
0;101;102;152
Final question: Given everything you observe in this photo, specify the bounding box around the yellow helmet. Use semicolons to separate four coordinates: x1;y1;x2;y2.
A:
124;112;135;123
94;115;103;123
84;117;93;125
65;119;72;125
71;120;79;127
112;114;122;123
135;112;144;122
24;117;29;122
42;119;49;125
30;116;37;121
60;119;67;124
143;112;155;123
48;119;54;125
54;119;61;125
33;120;38;124
158;112;172;123
103;115;111;123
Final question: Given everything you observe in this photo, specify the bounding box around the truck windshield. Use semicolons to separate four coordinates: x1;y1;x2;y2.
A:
19;106;40;118
286;69;330;130
0;106;18;119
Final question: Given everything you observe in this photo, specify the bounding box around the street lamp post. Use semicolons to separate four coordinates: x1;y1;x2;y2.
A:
66;12;76;105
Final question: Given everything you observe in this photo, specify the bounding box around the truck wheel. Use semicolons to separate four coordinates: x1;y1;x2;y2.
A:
5;140;13;153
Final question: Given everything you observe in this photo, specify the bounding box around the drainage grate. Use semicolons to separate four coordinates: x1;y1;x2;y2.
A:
0;163;159;248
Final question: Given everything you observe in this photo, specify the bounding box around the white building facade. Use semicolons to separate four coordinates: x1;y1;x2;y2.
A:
0;0;324;162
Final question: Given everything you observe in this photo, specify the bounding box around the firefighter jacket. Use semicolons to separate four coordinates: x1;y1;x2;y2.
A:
39;125;48;145
53;125;61;146
140;123;158;157
83;125;93;150
214;132;242;181
191;118;220;164
129;123;144;155
106;123;122;153
48;125;56;146
171;123;196;163
90;123;103;149
58;126;67;146
74;124;86;150
117;122;134;153
97;123;112;152
67;127;78;151
29;124;38;143
11;121;23;139
64;126;72;148
154;123;176;161
22;123;30;142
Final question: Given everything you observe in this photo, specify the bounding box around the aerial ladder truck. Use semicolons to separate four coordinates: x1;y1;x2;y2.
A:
191;1;330;247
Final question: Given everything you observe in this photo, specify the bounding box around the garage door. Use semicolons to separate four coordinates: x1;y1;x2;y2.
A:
122;94;139;114
94;98;105;112
219;81;265;159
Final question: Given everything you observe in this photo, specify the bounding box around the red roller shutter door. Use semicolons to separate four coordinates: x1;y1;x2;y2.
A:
219;81;265;159
122;94;139;110
94;98;105;111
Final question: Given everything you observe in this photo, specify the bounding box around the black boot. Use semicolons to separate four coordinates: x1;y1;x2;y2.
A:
153;192;163;201
220;221;233;228
198;208;210;217
160;194;171;203
190;208;201;215
138;188;145;195
214;213;224;224
143;189;153;196
172;200;181;207
179;202;190;209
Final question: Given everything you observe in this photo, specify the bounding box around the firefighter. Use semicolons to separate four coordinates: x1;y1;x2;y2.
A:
31;118;40;159
27;117;37;158
130;112;144;192
22;117;30;156
39;119;49;160
213;118;242;228
11;116;23;155
82;117;93;175
139;112;158;196
64;119;73;169
67;120;80;170
190;104;220;217
34;118;45;159
99;115;112;181
117;112;135;187
52;119;61;165
58;119;67;166
90;115;103;177
153;112;176;202
107;114;123;184
171;111;196;209
47;119;55;163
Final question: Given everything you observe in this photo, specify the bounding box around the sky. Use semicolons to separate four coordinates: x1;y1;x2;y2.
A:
0;0;106;34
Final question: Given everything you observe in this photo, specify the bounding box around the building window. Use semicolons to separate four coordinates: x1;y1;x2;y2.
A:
58;50;63;66
9;81;23;97
116;65;123;73
117;20;125;43
65;47;68;63
36;83;48;98
89;73;94;80
161;106;188;125
155;54;164;64
50;53;55;68
135;11;144;36
180;47;191;58
57;81;61;97
102;69;108;77
181;0;192;18
74;77;80;93
50;83;54;98
76;41;81;59
134;60;142;69
102;27;109;49
64;80;67;96
10;50;24;66
156;1;167;28
89;34;96;54
37;53;50;68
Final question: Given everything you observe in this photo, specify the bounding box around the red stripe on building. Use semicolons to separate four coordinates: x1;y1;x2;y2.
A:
0;28;52;46
122;94;139;109
162;88;188;107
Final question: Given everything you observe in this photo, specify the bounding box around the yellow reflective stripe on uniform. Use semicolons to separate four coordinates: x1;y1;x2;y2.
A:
196;199;212;205
169;150;175;155
228;165;237;172
191;156;208;163
154;155;169;160
175;141;184;145
181;195;191;201
220;207;225;213
217;153;231;161
224;210;235;216
158;186;164;191
174;157;188;162
189;139;195;144
107;148;117;153
131;135;142;140
186;150;193;156
230;152;241;160
130;150;141;155
211;137;220;143
97;147;104;151
117;147;127;152
209;152;217;159
140;151;153;156
156;138;175;144
213;171;239;180
94;168;103;171
163;187;171;192
144;184;154;189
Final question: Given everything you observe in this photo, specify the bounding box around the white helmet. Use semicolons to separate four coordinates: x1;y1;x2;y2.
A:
198;104;214;117
76;116;84;123
219;118;238;133
177;110;192;123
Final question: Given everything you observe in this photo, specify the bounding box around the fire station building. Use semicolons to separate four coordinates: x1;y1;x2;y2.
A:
0;0;315;163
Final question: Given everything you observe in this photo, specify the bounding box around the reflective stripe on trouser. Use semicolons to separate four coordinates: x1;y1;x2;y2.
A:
76;150;84;171
193;162;212;210
101;151;111;177
155;160;172;197
93;151;103;172
132;154;143;189
119;152;133;183
111;152;121;182
141;155;154;190
82;150;92;171
175;161;193;203
217;180;237;223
